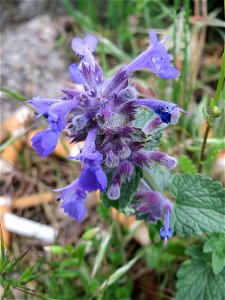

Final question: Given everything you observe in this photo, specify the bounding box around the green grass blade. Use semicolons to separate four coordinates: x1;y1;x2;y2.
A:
91;227;112;278
0;87;26;101
99;249;145;291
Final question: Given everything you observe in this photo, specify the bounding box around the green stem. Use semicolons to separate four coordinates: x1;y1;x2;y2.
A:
198;123;211;173
198;52;225;172
214;52;225;106
143;170;167;198
183;0;190;110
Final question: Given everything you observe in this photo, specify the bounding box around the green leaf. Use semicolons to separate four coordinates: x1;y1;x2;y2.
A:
54;269;78;279
145;244;176;272
212;252;225;275
204;140;225;165
203;237;218;253
170;174;225;236
19;265;35;281
48;245;67;255
176;246;225;300
150;165;173;191
203;234;225;275
101;167;142;211
178;155;197;174
91;228;112;277
97;36;130;61
82;227;100;241
99;250;144;291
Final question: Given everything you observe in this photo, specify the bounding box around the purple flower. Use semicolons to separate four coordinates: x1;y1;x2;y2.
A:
72;34;98;56
69;63;86;84
71;34;98;69
78;165;107;192
134;189;173;247
134;190;164;223
29;32;184;232
105;150;119;168
69;128;107;192
29;97;78;155
54;180;87;222
107;173;122;200
147;151;177;169
31;129;60;157
127;31;180;79
160;199;173;248
143;116;164;134
134;98;185;124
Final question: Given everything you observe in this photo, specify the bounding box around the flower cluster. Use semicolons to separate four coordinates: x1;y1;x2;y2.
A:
29;32;184;243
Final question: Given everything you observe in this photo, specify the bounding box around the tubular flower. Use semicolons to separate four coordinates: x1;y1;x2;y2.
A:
127;31;180;79
29;32;183;237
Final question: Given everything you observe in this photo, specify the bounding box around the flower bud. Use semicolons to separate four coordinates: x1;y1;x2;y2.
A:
211;106;223;118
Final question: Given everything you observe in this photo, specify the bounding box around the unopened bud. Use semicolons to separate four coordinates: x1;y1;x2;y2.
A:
211;106;223;118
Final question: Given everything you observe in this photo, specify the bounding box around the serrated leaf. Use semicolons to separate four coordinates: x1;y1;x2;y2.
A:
203;237;218;253
170;174;225;236
203;234;225;275
176;247;225;300
101;167;142;211
212;252;225;275
178;155;197;174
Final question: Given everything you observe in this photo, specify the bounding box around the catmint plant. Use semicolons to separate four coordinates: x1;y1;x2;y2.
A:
28;31;185;247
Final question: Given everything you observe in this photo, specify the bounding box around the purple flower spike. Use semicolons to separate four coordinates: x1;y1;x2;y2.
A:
54;180;87;222
134;98;185;124
31;129;60;157
28;31;185;226
147;151;177;169
127;31;180;79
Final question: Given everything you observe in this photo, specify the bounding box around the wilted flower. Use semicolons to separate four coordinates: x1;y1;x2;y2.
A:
29;31;183;242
